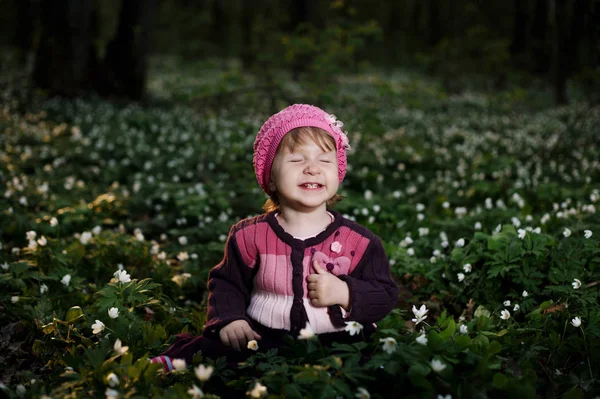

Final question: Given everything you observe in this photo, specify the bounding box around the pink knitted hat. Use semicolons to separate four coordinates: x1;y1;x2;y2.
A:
253;104;351;195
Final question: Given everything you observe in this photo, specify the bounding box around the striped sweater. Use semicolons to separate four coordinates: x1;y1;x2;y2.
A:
204;210;399;338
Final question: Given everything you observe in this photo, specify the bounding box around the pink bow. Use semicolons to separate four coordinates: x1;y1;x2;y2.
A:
312;251;351;276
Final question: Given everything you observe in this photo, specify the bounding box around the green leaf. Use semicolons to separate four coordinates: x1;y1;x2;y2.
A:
65;306;84;323
493;373;509;388
562;386;584;399
283;383;304;399
439;318;456;339
486;340;502;357
453;334;471;350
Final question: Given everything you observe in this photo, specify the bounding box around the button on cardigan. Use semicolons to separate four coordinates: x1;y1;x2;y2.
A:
204;210;399;338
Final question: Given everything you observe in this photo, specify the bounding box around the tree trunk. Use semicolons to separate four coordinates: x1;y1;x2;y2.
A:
96;0;156;100
530;0;549;74
552;0;568;105
13;0;39;67
240;0;255;70
289;0;308;79
566;0;590;74
510;0;529;57
209;0;226;56
32;0;94;97
410;0;423;50
426;0;441;48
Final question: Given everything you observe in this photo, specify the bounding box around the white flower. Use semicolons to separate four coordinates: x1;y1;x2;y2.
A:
455;238;465;247
178;236;188;245
518;229;526;239
463;263;472;273
416;334;428;345
584;230;592;239
135;232;145;242
457;273;465;282
513;304;520;312
355;387;370;399
50;217;58;227
113;270;131;283
298;323;315;340
61;274;71;286
407;248;415;256
11;296;19;303
1;262;9;271
570;317;582;328
247;339;259;350
105;388;119;399
344;321;363;336
187;384;204;399
28;240;38;250
437;395;452;399
503;300;511;307
563;228;572;238
108;307;119;319
37;236;47;246
92;226;102;235
572;278;582;289
247;382;267;398
459;324;468;334
177;251;189;261
474;222;482;230
92;320;105;334
522;290;529;297
500;309;511;320
430;359;447;373
40;283;49;294
16;384;26;395
416;203;425;212
330;241;342;253
106;372;119;387
412;304;429;325
26;231;37;241
80;231;92;245
172;358;186;371
113;339;129;355
379;337;398;354
194;364;214;382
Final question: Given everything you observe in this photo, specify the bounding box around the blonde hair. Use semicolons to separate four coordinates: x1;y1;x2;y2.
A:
262;126;343;212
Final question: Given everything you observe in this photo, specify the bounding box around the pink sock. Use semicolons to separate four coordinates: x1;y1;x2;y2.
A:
150;355;174;372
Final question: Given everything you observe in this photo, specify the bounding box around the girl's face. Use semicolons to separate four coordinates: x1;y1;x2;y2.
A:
269;140;339;213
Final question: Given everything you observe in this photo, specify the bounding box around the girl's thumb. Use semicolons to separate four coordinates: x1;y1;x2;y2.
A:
313;260;327;274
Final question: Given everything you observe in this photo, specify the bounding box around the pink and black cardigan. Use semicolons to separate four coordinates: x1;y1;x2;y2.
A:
204;210;399;338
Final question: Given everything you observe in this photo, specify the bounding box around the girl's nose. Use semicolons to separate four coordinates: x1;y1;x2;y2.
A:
304;161;321;175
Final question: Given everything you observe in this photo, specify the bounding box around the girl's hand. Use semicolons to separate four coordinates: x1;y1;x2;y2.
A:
219;320;261;351
306;260;350;309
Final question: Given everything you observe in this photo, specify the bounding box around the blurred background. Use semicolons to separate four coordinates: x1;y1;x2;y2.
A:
0;0;599;108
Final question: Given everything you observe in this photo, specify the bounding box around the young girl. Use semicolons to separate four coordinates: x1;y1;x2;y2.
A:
152;104;399;370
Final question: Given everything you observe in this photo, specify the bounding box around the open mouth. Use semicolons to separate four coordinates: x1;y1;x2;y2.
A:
300;183;323;189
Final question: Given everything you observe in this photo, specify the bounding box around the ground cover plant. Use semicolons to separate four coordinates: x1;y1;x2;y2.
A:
1;58;599;399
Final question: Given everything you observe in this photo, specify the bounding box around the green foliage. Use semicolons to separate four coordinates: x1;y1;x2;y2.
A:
1;57;599;398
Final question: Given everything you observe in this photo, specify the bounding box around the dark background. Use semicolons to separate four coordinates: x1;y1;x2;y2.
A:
1;0;598;105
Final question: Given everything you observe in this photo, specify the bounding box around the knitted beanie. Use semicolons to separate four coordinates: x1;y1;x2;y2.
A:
253;104;351;195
